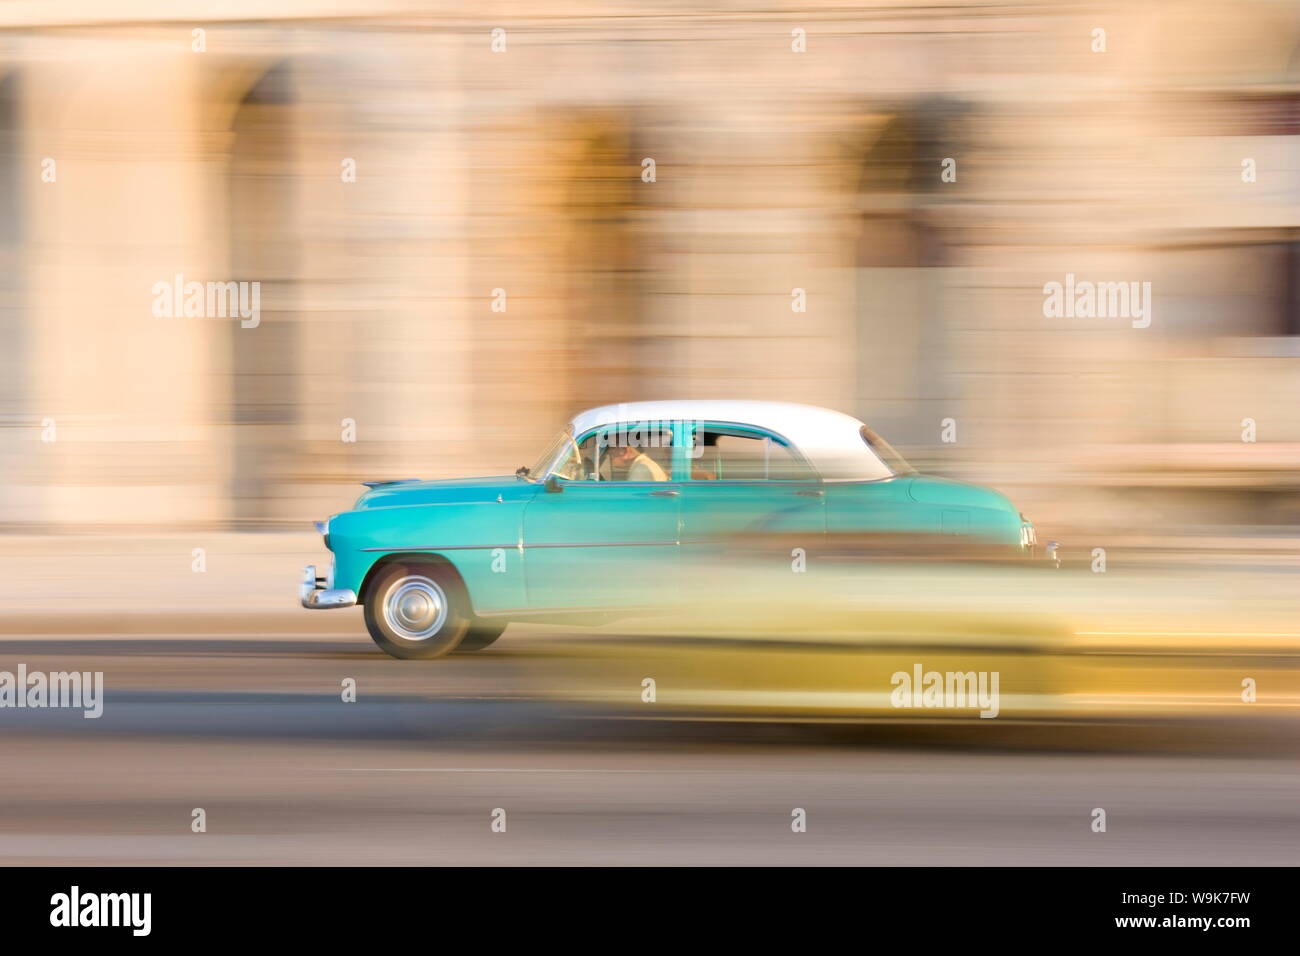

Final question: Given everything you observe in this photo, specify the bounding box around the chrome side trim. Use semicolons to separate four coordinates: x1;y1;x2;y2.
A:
472;604;662;618
359;541;678;552
527;541;678;548
300;565;357;609
359;544;514;552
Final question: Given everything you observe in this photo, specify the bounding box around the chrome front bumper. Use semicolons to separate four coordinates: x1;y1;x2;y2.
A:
300;565;357;609
1018;515;1061;566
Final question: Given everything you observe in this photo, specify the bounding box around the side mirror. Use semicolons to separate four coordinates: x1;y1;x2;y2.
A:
544;474;563;493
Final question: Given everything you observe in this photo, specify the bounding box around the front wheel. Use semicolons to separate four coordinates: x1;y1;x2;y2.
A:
364;562;472;659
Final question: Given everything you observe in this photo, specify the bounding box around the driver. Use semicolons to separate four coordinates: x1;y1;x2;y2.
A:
604;430;669;481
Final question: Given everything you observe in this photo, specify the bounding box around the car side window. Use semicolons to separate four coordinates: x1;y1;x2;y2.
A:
599;424;674;482
550;433;596;481
552;425;674;482
689;427;815;481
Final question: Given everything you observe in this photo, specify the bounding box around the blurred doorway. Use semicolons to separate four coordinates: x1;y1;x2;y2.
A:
228;62;299;526
851;100;962;446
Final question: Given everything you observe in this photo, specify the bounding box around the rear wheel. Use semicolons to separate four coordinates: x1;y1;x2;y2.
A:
364;562;471;660
456;620;508;652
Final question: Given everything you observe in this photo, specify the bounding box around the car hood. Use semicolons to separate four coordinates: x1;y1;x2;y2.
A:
353;475;530;510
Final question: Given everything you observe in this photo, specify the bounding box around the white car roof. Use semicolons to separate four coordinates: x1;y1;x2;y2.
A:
568;400;893;480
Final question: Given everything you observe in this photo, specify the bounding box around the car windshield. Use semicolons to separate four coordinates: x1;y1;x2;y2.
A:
528;428;577;479
860;425;915;476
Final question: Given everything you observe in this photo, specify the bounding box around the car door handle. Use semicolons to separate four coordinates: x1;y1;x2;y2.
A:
795;489;824;497
647;488;680;497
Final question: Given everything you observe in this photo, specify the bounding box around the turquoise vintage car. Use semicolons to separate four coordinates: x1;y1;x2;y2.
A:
300;400;1038;659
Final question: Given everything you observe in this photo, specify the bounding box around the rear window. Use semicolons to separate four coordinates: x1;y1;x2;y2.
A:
690;428;815;481
860;425;915;476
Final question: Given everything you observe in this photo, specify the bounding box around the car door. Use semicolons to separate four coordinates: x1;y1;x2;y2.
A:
522;423;681;610
676;423;826;581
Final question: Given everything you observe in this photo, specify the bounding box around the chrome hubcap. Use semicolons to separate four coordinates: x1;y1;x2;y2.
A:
383;575;447;641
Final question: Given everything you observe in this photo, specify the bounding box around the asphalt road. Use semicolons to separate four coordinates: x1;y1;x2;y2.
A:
1;626;1297;866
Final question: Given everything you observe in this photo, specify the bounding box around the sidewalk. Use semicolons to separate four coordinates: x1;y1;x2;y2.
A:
0;532;347;634
2;530;1297;635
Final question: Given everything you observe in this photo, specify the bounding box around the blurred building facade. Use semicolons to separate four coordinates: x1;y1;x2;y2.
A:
0;1;1296;534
